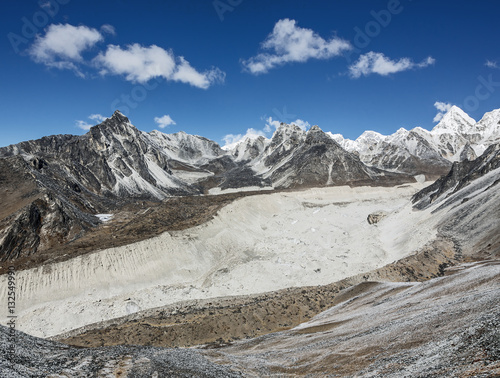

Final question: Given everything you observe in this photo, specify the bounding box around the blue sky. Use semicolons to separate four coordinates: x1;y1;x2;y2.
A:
1;0;500;148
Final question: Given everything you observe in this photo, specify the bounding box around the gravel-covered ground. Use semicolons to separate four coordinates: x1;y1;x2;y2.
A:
1;260;498;377
203;260;500;377
0;327;241;377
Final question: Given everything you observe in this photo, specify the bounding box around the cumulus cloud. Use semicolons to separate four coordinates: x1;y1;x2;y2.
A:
154;115;176;129
27;23;223;89
349;52;435;78
88;113;107;122
290;119;311;131
100;24;116;36
94;44;225;89
433;101;453;123
29;24;103;76
76;113;108;130
242;18;351;75
263;116;281;133
485;60;499;69
75;120;92;130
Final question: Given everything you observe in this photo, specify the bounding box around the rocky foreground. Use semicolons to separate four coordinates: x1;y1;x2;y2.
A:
204;261;500;377
1;261;498;377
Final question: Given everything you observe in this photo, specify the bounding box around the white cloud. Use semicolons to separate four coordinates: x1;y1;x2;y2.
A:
75;120;92;131
30;24;103;75
76;113;108;130
290;119;310;131
27;23;223;89
264;116;310;131
94;44;225;89
222;128;267;149
349;52;435;78
100;24;116;36
433;101;453;123
89;113;107;123
154;115;176;129
264;116;281;132
485;60;499;69
242;18;351;75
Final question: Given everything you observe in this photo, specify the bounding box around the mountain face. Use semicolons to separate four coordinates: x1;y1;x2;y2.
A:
333;105;500;178
412;142;500;209
1;106;499;262
252;125;408;188
0;112;411;262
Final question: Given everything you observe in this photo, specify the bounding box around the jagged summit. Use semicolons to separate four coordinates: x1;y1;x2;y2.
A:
112;109;126;118
92;110;129;127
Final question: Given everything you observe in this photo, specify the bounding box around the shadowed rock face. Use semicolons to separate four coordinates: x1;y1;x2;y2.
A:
270;125;374;188
0;156;100;262
263;125;413;189
412;143;500;209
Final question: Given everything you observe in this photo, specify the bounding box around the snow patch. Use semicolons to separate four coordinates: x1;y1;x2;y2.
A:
96;214;113;222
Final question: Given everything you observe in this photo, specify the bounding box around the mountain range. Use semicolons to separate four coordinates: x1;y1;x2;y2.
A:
0;106;499;262
1;106;500;376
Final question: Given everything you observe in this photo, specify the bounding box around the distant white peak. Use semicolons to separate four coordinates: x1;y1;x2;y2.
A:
476;108;500;127
472;108;500;141
326;132;346;142
325;133;357;152
432;105;476;133
412;126;431;134
148;129;165;136
356;130;385;143
222;133;267;152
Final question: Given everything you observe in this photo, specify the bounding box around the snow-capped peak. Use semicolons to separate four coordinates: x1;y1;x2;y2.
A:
432;105;476;134
355;130;386;144
474;108;500;143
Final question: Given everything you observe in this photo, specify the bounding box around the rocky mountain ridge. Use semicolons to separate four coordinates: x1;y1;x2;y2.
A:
330;105;500;177
0;111;411;261
1;106;499;262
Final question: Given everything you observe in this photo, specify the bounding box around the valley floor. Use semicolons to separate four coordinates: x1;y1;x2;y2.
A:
0;177;499;377
1;183;432;338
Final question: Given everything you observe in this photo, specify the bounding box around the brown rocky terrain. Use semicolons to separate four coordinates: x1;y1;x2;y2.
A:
57;238;459;348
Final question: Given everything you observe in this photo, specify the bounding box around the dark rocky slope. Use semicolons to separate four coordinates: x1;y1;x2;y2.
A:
412;143;500;209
